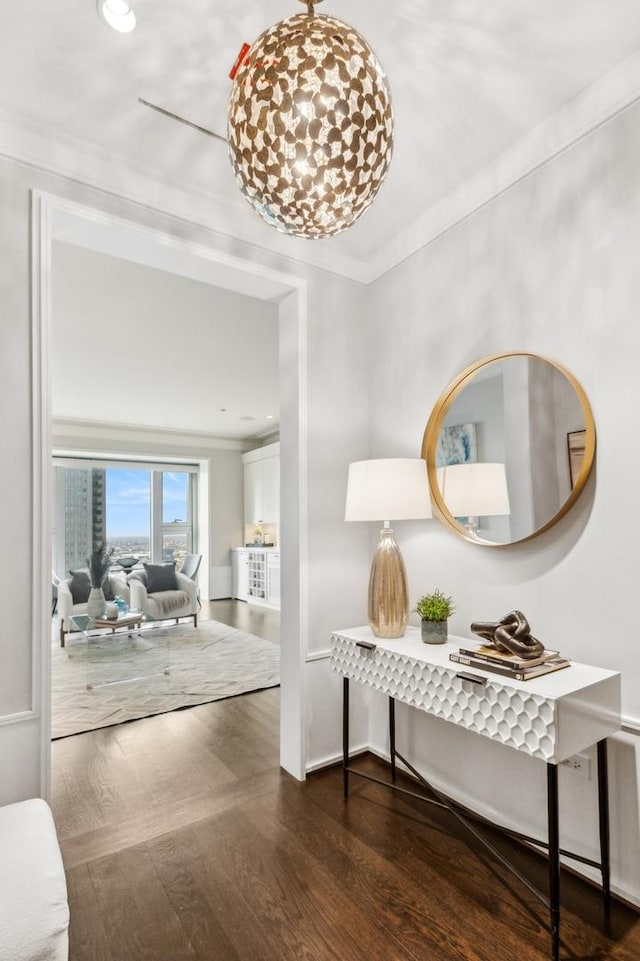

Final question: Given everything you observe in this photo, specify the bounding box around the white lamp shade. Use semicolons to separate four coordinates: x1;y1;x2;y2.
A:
436;463;510;517
345;459;432;522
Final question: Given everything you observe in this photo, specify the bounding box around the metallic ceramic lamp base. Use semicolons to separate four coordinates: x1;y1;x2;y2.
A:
368;528;409;638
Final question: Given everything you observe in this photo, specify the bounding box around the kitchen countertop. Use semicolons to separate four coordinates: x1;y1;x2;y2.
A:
232;545;279;551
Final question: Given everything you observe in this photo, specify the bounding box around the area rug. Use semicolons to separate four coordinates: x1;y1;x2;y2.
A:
51;618;279;738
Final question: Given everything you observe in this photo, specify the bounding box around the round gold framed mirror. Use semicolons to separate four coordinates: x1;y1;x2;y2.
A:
421;352;596;546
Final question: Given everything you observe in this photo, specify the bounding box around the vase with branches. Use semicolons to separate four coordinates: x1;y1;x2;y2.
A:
87;540;114;588
85;540;114;619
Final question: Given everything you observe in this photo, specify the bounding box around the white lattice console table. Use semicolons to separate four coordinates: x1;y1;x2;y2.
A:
330;626;621;961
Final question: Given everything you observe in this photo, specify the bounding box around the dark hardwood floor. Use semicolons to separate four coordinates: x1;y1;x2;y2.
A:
51;605;640;960
205;598;280;645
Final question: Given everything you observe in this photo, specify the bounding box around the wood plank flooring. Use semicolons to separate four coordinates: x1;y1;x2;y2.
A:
51;607;640;961
51;698;640;961
205;599;280;646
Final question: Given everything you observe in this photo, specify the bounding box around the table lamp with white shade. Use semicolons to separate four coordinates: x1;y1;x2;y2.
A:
436;463;510;538
345;458;432;638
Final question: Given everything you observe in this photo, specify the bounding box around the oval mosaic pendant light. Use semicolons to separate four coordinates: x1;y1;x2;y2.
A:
227;0;394;239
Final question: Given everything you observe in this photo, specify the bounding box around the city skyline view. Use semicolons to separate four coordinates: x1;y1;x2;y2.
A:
106;468;189;537
54;463;195;574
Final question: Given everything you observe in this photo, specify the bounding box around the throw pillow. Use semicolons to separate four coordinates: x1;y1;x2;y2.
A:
143;562;177;593
68;570;91;604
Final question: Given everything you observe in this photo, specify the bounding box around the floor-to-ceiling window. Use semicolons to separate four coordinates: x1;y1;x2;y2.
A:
105;466;152;564
53;458;198;573
157;470;194;566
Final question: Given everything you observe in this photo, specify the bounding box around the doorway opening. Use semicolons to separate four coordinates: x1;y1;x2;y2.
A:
34;191;308;785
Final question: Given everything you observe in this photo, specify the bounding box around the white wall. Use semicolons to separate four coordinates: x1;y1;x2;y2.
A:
365;98;640;905
50;241;280;436
0;154;371;803
0;159;43;800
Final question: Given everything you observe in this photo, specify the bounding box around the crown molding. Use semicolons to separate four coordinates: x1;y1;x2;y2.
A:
365;47;640;282
52;417;250;451
0;108;370;284
5;47;640;286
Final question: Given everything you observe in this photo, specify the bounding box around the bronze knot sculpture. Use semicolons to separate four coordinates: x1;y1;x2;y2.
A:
470;610;544;659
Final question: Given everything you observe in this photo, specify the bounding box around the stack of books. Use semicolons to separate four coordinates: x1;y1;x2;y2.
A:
450;644;571;681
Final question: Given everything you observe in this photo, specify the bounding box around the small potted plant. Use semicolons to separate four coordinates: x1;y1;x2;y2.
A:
253;521;264;545
415;589;455;644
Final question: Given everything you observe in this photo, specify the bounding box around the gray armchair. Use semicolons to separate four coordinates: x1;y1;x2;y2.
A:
180;554;202;580
128;565;198;627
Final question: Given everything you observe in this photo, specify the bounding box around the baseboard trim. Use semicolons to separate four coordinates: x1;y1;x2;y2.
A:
305;649;330;663
621;715;640;737
305;745;369;774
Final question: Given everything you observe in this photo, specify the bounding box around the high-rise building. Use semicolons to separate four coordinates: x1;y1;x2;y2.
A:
63;468;106;572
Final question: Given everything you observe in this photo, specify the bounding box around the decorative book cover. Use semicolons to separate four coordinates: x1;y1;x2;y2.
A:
450;652;571;681
457;644;560;670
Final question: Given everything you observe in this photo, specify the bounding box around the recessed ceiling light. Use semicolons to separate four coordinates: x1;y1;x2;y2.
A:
97;0;136;33
266;415;274;420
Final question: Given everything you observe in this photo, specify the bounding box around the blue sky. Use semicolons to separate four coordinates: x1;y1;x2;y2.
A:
106;469;188;536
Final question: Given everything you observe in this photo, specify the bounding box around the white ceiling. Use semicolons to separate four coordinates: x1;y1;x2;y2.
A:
4;1;640;273
51;240;280;440
10;0;640;437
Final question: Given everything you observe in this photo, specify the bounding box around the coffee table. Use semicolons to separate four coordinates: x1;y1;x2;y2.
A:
69;610;171;690
70;610;144;635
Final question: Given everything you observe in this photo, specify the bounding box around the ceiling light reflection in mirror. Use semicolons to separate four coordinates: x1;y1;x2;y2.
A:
421;353;596;546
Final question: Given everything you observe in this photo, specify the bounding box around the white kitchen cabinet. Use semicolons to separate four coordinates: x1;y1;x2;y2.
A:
231;549;250;601
266;551;281;606
243;460;262;529
247;551;267;601
261;455;279;524
232;548;280;609
242;442;280;531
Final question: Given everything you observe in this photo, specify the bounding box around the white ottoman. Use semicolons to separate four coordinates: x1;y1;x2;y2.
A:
0;798;69;961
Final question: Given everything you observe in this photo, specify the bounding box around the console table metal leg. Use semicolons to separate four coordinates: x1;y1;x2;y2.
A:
343;677;350;799
547;763;560;961
389;697;396;783
597;739;611;918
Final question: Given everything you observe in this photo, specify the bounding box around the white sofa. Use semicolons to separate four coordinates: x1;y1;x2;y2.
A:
129;569;198;626
0;798;69;961
57;572;131;646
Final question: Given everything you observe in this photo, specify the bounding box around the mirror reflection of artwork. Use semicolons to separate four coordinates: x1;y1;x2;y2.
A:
436;423;477;527
436;423;477;467
567;430;586;488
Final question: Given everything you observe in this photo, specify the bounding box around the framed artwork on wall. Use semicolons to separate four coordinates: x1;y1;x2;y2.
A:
567;429;586;487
